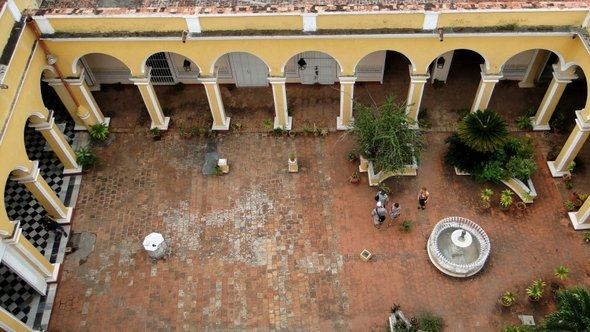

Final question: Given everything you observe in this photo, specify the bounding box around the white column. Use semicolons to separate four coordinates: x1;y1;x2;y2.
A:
66;69;108;126
0;306;32;331
548;111;590;177
471;66;502;113
569;197;590;230
1;224;59;295
405;68;429;124
130;72;170;130
199;77;231;130
28;111;81;174
268;77;292;130
337;76;357;130
531;64;577;131
11;161;73;224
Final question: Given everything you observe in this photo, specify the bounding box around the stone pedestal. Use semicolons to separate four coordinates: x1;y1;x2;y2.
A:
288;158;298;173
218;159;229;173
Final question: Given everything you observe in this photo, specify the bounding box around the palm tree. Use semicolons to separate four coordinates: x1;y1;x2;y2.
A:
540;286;590;331
458;109;508;153
348;96;423;174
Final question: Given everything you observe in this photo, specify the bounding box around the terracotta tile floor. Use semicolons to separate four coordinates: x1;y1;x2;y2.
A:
50;53;590;330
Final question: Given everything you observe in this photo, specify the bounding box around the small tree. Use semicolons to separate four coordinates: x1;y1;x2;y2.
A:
348;96;423;174
541;286;590;331
458;109;509;153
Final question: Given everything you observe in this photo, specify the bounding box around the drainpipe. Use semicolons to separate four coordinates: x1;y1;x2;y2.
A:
25;15;82;109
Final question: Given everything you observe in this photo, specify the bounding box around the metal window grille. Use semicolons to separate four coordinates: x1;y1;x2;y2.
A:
146;52;175;84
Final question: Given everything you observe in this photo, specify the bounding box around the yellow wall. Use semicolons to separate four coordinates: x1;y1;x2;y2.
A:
48;16;187;34
0;6;15;53
438;10;588;28
200;15;301;31
317;13;424;30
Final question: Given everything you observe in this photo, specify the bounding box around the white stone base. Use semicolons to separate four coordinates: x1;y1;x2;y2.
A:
63;166;83;175
547;161;570;178
568;212;590;230
273;116;292;130
57;207;74;225
454;167;471;176
74;124;87;131
151;116;170;130
288;158;298;173
336;116;353;130
218;159;229;173
211;116;231;131
46;263;61;284
532;124;551;131
518;82;536;88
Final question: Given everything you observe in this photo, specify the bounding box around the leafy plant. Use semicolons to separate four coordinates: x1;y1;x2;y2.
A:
502;325;534;332
583;231;590;243
554;266;570;281
76;145;99;168
263;118;273;129
444;133;490;174
500;189;514;209
89;123;110;141
400;219;413;232
288;152;296;161
213;165;223;175
564;200;576;211
515;115;533;130
347;151;358;162
549;110;566;131
526;279;546;301
149;127;161;137
500;291;517;307
458;109;509;153
480;188;493;202
378;182;390;194
568;161;577;173
417;311;443;332
541;286;590;331
348;96;423;174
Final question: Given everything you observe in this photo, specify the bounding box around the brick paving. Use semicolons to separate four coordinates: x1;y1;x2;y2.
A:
48;122;590;331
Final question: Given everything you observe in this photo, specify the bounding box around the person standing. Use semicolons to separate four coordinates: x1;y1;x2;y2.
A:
375;189;389;206
390;202;401;220
418;187;430;210
371;201;387;228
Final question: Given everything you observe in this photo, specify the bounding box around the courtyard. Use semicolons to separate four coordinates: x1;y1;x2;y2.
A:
47;113;590;330
39;52;590;331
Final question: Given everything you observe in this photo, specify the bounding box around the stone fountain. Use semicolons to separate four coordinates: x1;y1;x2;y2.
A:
427;216;490;277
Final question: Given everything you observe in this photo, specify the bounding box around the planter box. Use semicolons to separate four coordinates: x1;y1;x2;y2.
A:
501;177;537;203
366;159;417;186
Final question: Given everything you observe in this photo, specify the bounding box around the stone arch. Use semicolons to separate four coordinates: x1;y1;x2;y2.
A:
353;50;413;106
141;51;201;84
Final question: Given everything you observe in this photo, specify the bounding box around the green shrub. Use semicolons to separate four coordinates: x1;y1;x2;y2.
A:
417;311;443;332
89;123;109;141
515;115;533;130
444;133;490;173
76;145;99;168
502;325;533;332
400;219;413;232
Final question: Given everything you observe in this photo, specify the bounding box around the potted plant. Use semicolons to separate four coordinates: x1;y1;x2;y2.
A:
500;189;514;211
348;171;360;184
288;152;298;173
400;219;413;232
480;188;493;209
90;123;110;141
583;231;590;243
347;151;358;162
554;265;569;281
515;115;533;131
213;165;223;176
500;291;517;307
76;145;99;170
149;127;162;141
526;279;546;302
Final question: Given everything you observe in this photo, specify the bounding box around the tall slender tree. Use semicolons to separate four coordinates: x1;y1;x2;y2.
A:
348;96;423;174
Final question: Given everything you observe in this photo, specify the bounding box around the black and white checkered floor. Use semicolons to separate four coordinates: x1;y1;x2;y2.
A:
1;109;78;329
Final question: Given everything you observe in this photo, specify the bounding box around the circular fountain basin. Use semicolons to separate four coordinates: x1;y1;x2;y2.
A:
427;216;491;278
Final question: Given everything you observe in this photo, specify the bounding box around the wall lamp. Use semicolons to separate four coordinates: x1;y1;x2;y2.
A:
181;30;188;43
436;57;446;69
438;27;444;42
0;84;8;89
297;58;307;70
572;34;577;39
183;59;191;72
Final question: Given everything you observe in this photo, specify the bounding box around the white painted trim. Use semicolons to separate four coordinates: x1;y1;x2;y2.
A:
79;84;104;123
33;16;56;34
185;17;201;33
0;306;31;331
302;13;317;32
7;0;20;22
535;80;560;120
41;31;575;42
146;84;164;124
582;10;590;28
423;12;439;30
568;211;590;230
